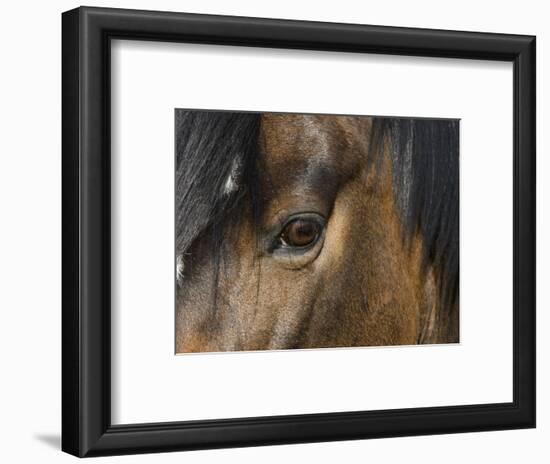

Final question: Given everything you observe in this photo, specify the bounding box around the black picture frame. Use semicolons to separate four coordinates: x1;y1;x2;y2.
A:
62;6;536;457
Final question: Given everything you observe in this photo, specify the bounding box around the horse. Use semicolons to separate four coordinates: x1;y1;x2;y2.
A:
174;110;459;353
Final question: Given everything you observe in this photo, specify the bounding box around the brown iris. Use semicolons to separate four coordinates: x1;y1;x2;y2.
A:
279;219;321;248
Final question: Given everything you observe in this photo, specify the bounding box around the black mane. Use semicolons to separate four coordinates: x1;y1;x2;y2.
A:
175;110;261;259
175;110;459;312
373;118;459;311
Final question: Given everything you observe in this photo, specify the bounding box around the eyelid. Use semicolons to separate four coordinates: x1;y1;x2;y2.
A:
279;211;325;228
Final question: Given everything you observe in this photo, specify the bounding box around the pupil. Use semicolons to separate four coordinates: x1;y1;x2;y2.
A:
295;223;312;238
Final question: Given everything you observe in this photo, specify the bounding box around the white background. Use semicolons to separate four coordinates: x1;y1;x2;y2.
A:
111;41;513;424
0;0;547;463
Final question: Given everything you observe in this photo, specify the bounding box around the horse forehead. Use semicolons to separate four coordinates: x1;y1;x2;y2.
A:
260;114;342;166
259;114;371;177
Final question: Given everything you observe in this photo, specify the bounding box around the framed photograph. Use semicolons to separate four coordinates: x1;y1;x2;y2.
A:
62;6;536;457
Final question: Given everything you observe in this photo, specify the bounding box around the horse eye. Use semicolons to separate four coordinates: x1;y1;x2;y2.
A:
279;219;321;248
